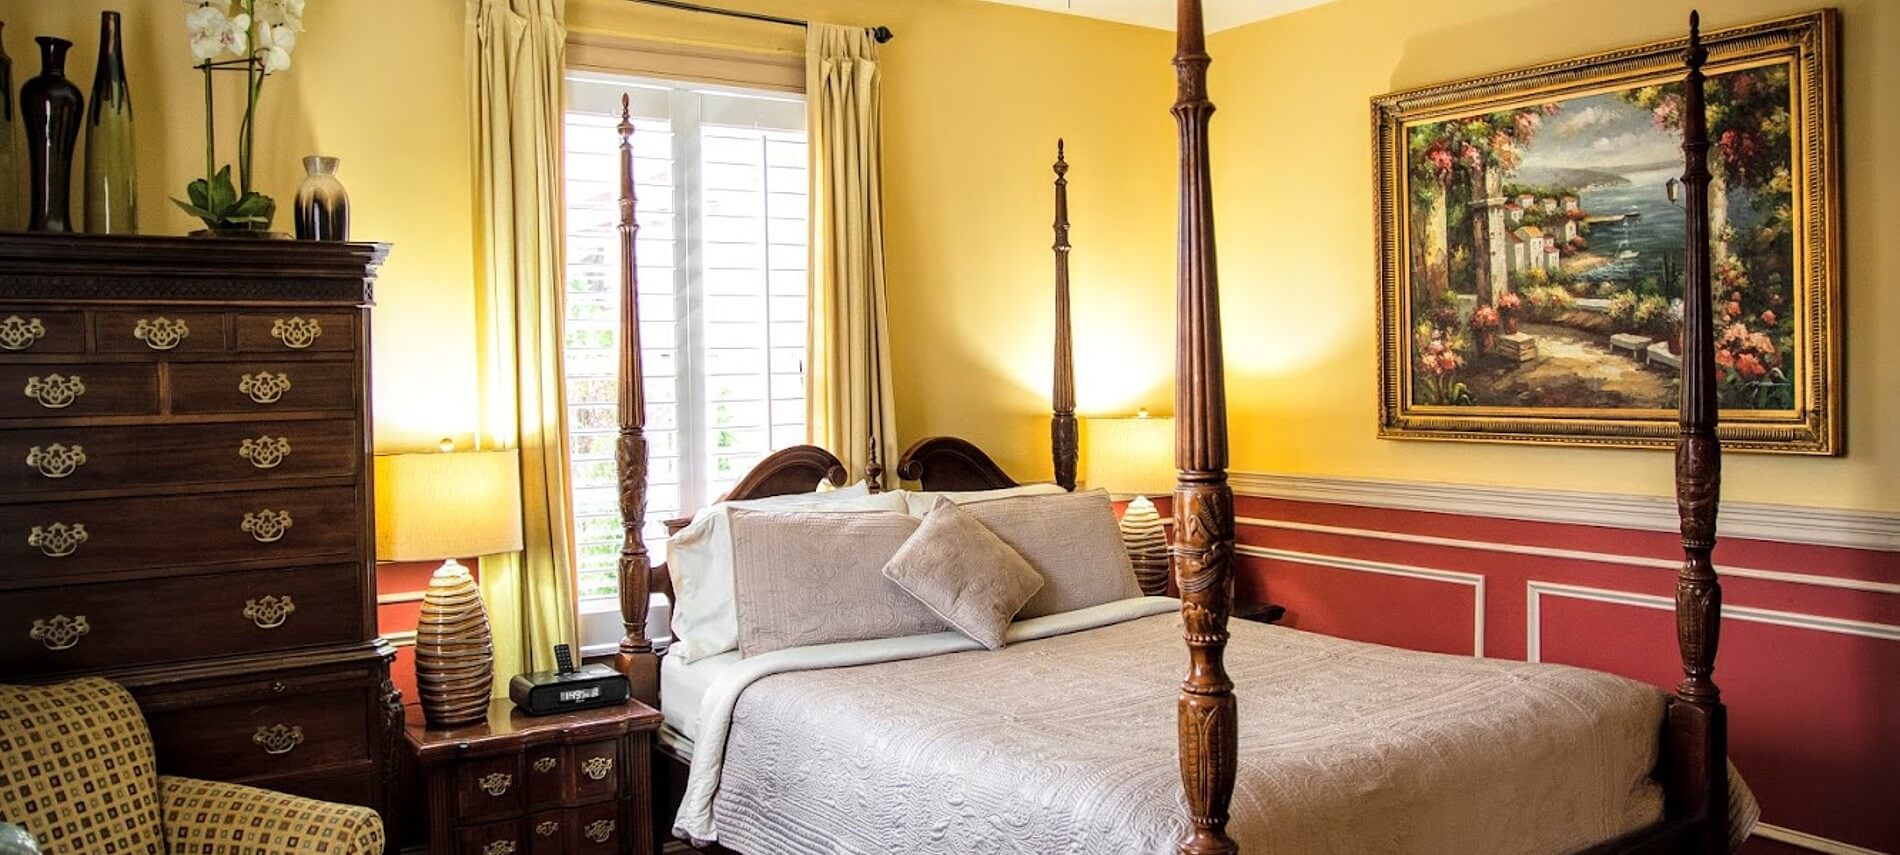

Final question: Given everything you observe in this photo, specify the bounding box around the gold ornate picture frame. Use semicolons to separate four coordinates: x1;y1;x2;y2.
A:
1373;10;1839;454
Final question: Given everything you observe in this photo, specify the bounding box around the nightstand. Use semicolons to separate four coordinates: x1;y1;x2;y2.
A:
1234;600;1287;625
406;697;663;855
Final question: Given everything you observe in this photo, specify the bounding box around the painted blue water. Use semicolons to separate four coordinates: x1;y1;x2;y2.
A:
1571;166;1687;291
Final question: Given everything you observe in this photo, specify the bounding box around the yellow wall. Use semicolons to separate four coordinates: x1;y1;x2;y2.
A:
1206;0;1899;511
1;0;479;452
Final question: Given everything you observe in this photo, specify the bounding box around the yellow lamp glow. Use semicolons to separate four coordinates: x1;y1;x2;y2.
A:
1084;411;1175;497
374;446;525;566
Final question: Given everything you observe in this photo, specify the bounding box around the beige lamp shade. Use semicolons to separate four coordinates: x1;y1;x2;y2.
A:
1085;414;1176;496
374;449;525;561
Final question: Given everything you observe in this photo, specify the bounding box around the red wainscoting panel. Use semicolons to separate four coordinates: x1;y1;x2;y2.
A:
1227;491;1899;855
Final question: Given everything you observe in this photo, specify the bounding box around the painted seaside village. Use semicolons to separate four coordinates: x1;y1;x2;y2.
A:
1406;66;1798;412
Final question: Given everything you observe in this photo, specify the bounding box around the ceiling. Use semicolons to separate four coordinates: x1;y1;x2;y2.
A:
971;0;1337;32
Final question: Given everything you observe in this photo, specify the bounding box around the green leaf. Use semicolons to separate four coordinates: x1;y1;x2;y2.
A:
185;178;212;211
170;198;219;220
208;165;237;214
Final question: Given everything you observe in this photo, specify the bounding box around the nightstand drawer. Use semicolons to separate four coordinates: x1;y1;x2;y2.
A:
522;739;620;811
0;419;359;495
236;313;356;353
0;363;158;419
169;360;356;413
569;801;623;854
457;818;523;855
457;754;527;823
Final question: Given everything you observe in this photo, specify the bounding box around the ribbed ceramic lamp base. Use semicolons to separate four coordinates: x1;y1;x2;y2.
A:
1120;495;1170;596
415;560;495;727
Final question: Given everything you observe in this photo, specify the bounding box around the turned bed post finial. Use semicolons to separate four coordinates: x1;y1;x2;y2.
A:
611;94;659;704
1171;2;1239;854
1669;12;1731;853
1052;138;1078;491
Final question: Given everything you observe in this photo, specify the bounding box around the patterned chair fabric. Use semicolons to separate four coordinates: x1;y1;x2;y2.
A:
0;679;383;855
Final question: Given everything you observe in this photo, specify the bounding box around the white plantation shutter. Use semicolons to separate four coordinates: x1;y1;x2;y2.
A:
563;74;808;602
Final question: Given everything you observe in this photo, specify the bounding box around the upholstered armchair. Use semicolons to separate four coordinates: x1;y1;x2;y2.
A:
0;678;384;854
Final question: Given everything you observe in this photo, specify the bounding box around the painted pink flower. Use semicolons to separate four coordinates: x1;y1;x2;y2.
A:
1460;143;1481;169
1426;143;1453;177
1715;348;1735;370
1726;301;1742;318
1760;310;1777;326
1736;353;1767;380
1723;323;1749;345
1731;73;1756;100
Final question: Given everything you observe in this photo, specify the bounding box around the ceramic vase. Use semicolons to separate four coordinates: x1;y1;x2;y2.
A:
21;36;80;233
1119;494;1171;596
0;24;21;232
414;560;495;726
293;155;350;240
84;12;135;234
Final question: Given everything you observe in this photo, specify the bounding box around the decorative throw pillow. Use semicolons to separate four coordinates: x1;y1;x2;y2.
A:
963;489;1143;618
882;501;1045;649
897;482;1069;517
728;510;950;657
665;486;908;663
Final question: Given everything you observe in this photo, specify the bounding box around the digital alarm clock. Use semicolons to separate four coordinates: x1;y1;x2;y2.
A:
508;644;631;715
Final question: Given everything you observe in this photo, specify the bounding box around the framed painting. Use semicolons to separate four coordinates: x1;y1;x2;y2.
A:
1373;10;1839;453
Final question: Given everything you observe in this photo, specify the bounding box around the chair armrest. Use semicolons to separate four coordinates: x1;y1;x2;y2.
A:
158;776;384;854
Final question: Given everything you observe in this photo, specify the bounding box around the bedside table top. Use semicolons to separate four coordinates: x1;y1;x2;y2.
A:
405;697;662;761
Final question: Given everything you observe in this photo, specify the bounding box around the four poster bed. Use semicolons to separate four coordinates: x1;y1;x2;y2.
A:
606;5;1749;853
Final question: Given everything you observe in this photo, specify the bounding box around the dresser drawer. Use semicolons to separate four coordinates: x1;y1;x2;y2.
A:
3;563;365;675
170;360;356;414
146;685;372;780
0;363;159;419
0;419;359;496
236;313;356;353
0;311;85;354
521;739;621;811
0;486;359;579
95;311;228;354
457;754;527;823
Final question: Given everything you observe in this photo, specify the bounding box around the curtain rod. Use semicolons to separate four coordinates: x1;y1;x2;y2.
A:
630;0;895;44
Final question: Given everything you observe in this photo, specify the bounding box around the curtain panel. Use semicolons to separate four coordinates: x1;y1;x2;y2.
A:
468;0;579;679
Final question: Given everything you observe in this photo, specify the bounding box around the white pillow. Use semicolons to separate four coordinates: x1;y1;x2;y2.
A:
665;486;908;663
897;483;1069;517
960;489;1142;618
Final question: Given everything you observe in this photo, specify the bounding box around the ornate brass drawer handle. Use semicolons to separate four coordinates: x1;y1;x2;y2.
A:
270;317;323;349
534;820;559;838
238;372;291;405
243;595;296;629
29;615;89;651
0;316;46;351
477;772;512;797
581;755;613;781
481;842;516;855
532;756;557;773
25;444;87;479
584;819;614;844
23;374;85;410
240;510;293;543
252;724;304;755
28;523;88;558
132;317;190;351
238;436;292;470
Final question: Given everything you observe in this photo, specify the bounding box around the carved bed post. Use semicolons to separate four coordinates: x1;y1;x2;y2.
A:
1667;13;1730;853
1170;2;1238;853
611;95;660;705
1051;140;1078;491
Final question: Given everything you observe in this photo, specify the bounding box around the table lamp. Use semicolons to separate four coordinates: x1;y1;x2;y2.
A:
375;444;523;726
1085;411;1175;596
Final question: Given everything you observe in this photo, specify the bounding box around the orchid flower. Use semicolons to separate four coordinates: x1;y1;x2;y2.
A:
256;23;296;73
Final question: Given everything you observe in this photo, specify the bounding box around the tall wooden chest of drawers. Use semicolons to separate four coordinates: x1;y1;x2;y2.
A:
0;234;401;831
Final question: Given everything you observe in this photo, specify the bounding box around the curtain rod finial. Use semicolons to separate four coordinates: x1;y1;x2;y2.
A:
870;25;894;43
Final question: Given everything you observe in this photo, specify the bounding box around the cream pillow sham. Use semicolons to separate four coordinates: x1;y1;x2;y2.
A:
881;501;1044;649
665;486;908;663
962;489;1142;618
728;510;947;657
896;482;1069;517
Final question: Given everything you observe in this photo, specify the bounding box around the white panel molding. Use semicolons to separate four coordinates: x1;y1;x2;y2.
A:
1237;517;1900;597
1752;822;1890;855
384;629;417;648
1230;472;1900;553
376;590;425;606
1525;581;1900;663
1235;545;1485;656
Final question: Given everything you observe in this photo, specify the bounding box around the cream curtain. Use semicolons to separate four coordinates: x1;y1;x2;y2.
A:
468;0;577;679
806;24;898;486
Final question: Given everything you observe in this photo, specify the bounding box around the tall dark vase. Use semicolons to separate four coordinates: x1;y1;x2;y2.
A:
84;12;136;234
0;23;22;231
293;155;350;240
21;36;81;233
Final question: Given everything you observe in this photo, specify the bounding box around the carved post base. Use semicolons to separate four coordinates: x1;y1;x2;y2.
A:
615;648;661;708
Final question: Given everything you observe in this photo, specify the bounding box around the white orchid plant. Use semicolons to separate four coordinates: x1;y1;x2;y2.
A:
173;0;305;233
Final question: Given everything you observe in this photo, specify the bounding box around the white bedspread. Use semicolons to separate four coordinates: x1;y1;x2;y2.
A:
678;597;1755;854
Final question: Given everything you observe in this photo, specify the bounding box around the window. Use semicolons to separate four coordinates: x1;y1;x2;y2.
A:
562;73;810;615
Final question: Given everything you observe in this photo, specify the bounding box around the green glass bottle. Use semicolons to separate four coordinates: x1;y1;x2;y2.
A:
84;11;136;234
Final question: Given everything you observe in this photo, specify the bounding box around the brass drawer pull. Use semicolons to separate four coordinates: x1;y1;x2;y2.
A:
238;372;291;405
29;615;89;651
581;755;613;781
481;843;516;855
243;595;296;629
241;510;293;543
23;374;85;410
132;317;190;351
532;756;557;773
477;772;512;797
0;316;46;351
238;436;292;469
270;317;323;349
27;522;88;558
584;819;614;844
534;820;559;837
252;724;303;755
25;444;87;479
